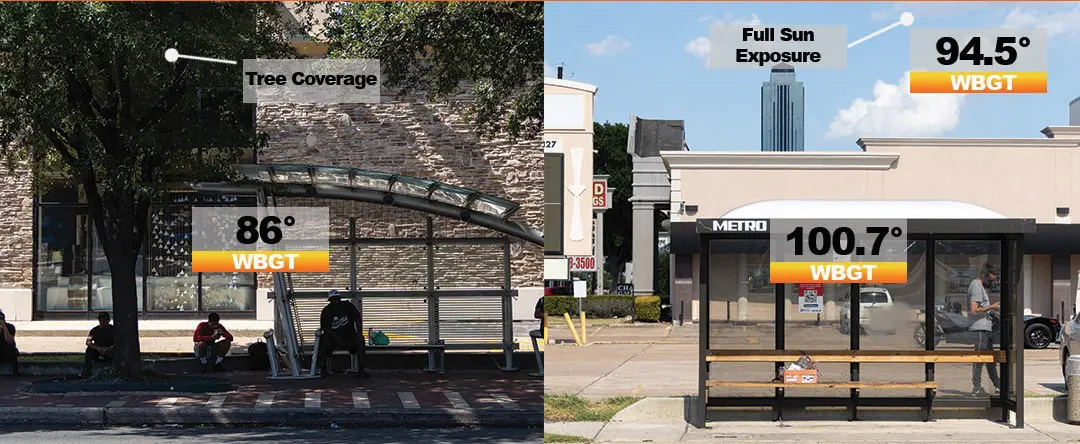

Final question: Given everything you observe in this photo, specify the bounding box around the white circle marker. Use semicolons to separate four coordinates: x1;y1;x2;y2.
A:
900;12;915;27
164;48;179;63
848;12;916;48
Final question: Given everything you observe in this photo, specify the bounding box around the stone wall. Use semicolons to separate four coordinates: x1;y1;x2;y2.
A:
0;162;33;289
256;99;543;289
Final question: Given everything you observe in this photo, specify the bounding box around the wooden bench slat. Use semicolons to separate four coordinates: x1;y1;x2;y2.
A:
706;381;938;389
705;349;1005;363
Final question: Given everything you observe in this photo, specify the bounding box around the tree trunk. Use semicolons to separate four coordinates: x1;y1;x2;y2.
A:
108;249;142;377
85;189;144;379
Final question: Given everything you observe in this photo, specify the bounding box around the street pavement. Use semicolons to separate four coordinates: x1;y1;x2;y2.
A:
0;369;541;428
0;425;541;443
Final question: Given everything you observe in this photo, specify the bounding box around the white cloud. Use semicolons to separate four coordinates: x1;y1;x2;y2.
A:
684;14;761;65
585;35;631;56
1002;5;1080;38
544;62;553;77
826;71;965;139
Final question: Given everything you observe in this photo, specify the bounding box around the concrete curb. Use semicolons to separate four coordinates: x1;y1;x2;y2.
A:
0;406;542;427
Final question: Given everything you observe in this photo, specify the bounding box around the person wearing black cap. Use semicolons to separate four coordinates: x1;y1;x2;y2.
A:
0;310;16;376
969;265;1001;396
318;289;368;377
81;312;114;377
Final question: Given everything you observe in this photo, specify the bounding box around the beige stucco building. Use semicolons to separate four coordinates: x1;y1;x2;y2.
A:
663;126;1080;323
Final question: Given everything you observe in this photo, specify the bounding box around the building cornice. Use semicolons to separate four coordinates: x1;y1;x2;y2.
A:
661;151;900;171
857;137;1080;149
1040;126;1080;140
544;78;598;94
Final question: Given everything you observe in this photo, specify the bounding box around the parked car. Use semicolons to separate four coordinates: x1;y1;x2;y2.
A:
1061;313;1079;388
839;287;898;335
544;279;573;296
1023;315;1061;349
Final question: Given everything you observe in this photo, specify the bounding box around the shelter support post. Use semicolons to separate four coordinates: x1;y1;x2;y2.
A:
502;235;517;371
924;240;936;422
694;237;709;428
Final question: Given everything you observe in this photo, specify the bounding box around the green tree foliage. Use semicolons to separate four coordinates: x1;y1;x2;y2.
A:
593;122;632;289
328;2;543;141
0;3;298;377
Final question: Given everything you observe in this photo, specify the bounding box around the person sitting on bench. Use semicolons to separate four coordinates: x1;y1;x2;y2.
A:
318;289;368;378
193;312;233;372
0;310;17;376
81;312;114;377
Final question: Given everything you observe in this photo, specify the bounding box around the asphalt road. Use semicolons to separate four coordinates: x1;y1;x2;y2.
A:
0;425;542;444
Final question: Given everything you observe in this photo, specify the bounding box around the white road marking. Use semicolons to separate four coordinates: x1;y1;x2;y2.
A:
157;397;178;407
444;391;470;409
490;393;519;409
255;394;274;409
304;392;321;409
352;391;370;409
207;395;227;408
106;400;126;408
398;392;419;409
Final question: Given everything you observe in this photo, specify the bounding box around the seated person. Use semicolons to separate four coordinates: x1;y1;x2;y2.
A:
81;312;114;377
0;310;16;376
318;289;368;378
531;296;545;338
193;312;233;372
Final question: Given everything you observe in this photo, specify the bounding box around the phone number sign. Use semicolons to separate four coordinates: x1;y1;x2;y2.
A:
568;256;597;272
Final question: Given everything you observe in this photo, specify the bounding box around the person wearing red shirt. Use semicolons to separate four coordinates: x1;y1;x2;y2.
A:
193;312;233;372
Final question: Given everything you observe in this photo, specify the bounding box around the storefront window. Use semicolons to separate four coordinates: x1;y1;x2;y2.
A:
201;273;255;312
37;207;89;311
148;204;196;311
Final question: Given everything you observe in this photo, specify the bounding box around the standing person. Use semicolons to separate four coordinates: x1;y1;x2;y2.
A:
969;265;1001;396
318;289;368;378
81;312;114;377
0;310;16;376
193;312;234;372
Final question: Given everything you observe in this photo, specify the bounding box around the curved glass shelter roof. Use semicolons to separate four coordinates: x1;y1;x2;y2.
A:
189;164;542;246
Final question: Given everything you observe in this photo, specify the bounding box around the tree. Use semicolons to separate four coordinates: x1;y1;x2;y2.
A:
327;2;543;142
593;122;632;292
0;3;298;377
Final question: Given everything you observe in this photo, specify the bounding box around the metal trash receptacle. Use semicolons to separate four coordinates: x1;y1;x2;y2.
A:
1068;356;1080;424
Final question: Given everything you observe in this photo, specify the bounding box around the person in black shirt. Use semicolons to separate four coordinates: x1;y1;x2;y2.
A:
81;312;114;377
0;310;17;376
318;289;368;377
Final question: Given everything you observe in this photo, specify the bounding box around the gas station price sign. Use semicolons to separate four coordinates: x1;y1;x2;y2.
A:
191;207;329;273
770;219;908;284
909;28;1047;94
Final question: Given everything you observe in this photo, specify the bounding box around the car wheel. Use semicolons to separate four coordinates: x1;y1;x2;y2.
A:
839;316;850;335
1025;323;1053;349
914;324;926;347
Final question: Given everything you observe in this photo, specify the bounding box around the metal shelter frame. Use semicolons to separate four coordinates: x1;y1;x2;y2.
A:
190;164;544;377
693;218;1034;428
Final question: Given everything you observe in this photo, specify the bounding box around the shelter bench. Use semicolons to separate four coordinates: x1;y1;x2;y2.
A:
705;349;1006;421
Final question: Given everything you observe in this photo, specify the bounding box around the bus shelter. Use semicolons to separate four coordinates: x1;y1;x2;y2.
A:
192;163;543;376
692;201;1033;428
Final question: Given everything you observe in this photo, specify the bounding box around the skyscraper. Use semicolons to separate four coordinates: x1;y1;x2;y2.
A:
761;63;805;152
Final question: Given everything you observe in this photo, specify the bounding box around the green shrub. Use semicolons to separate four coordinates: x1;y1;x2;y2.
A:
634;296;661;322
544;296;575;316
543;295;635;318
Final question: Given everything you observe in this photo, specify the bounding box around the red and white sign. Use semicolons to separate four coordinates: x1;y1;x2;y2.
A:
592;179;609;210
798;283;823;298
568;255;597;272
797;283;824;314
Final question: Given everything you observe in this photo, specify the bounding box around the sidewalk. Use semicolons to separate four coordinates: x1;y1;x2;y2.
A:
545;323;1067;399
546;397;1078;443
0;369;541;427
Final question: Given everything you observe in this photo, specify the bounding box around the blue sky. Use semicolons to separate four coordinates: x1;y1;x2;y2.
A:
544;2;1080;151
